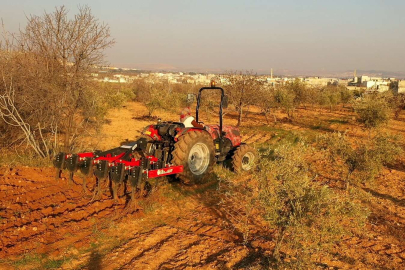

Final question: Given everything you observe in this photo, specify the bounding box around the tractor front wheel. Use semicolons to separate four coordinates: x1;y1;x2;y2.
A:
231;145;257;173
172;131;215;185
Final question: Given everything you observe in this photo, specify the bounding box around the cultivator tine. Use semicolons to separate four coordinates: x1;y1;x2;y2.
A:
112;182;118;201
65;154;79;185
53;152;66;181
69;172;74;186
80;157;94;194
110;163;126;201
55;168;61;181
94;160;109;180
128;167;141;201
91;176;109;202
92;160;109;200
91;177;101;202
130;188;136;202
81;175;90;194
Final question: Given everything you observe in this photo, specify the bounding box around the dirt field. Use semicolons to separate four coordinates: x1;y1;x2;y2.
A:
1;102;405;269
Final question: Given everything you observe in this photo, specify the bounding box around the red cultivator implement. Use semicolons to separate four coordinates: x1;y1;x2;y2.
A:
54;137;183;201
54;82;257;203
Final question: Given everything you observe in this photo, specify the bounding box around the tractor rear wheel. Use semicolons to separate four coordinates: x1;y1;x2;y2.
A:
231;145;257;173
172;130;215;185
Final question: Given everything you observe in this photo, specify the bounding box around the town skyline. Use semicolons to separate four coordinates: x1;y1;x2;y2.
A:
97;65;405;80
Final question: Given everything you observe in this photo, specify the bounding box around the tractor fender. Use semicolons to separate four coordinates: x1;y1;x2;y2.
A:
174;127;206;141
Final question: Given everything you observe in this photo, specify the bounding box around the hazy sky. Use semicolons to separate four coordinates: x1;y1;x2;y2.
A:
1;0;405;73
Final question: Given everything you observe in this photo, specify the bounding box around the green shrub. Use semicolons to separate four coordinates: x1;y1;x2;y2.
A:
340;87;353;107
354;95;390;128
133;81;189;117
317;87;341;111
257;143;367;267
274;87;296;118
318;133;403;190
217;143;368;268
0;149;52;167
103;85;136;109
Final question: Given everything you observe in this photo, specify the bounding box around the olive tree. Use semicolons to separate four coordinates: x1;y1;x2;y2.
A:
354;94;390;129
256;86;277;124
318;132;403;191
221;71;263;126
274;86;296;118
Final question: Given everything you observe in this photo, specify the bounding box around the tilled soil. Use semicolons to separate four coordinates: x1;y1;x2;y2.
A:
0;168;254;269
0;167;131;259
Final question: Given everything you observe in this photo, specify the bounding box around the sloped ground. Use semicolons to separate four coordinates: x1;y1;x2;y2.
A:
0;168;253;269
0;167;132;260
1;102;405;269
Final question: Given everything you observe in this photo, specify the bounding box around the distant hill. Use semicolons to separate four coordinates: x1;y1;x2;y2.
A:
259;69;405;79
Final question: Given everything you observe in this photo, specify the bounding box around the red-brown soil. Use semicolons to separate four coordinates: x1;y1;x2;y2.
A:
1;102;405;269
0;167;252;269
0;167;131;258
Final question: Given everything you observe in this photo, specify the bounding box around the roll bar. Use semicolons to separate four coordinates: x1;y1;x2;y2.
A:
195;86;226;136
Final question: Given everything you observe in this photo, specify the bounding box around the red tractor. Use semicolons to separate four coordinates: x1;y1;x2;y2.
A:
54;82;257;201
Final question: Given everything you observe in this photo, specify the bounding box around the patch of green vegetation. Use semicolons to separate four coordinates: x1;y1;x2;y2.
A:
328;119;349;124
169;178;218;198
309;123;335;133
150;218;167;227
192;180;219;194
0;150;52;167
42;258;65;269
354;95;390;128
91;221;112;242
310;124;322;130
12;254;42;268
161;184;186;201
317;132;403;190
218;142;369;268
257;131;305;153
10;253;73;270
138;199;160;214
63;232;73;238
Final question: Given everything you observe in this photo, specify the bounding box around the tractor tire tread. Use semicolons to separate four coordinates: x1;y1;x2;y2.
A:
172;131;215;185
231;144;257;173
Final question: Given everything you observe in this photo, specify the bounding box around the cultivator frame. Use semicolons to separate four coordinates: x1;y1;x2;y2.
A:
54;137;183;201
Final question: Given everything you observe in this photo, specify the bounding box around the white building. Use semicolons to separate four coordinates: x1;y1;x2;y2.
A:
398;80;405;94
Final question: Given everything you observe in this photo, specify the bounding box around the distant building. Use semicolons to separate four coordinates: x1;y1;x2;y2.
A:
348;70;393;92
303;77;338;87
398;80;405;94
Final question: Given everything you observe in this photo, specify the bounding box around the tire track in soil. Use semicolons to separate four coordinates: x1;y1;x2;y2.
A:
117;229;248;269
242;133;270;147
255;133;273;144
244;133;263;144
77;221;248;270
241;133;255;143
0;167;136;258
